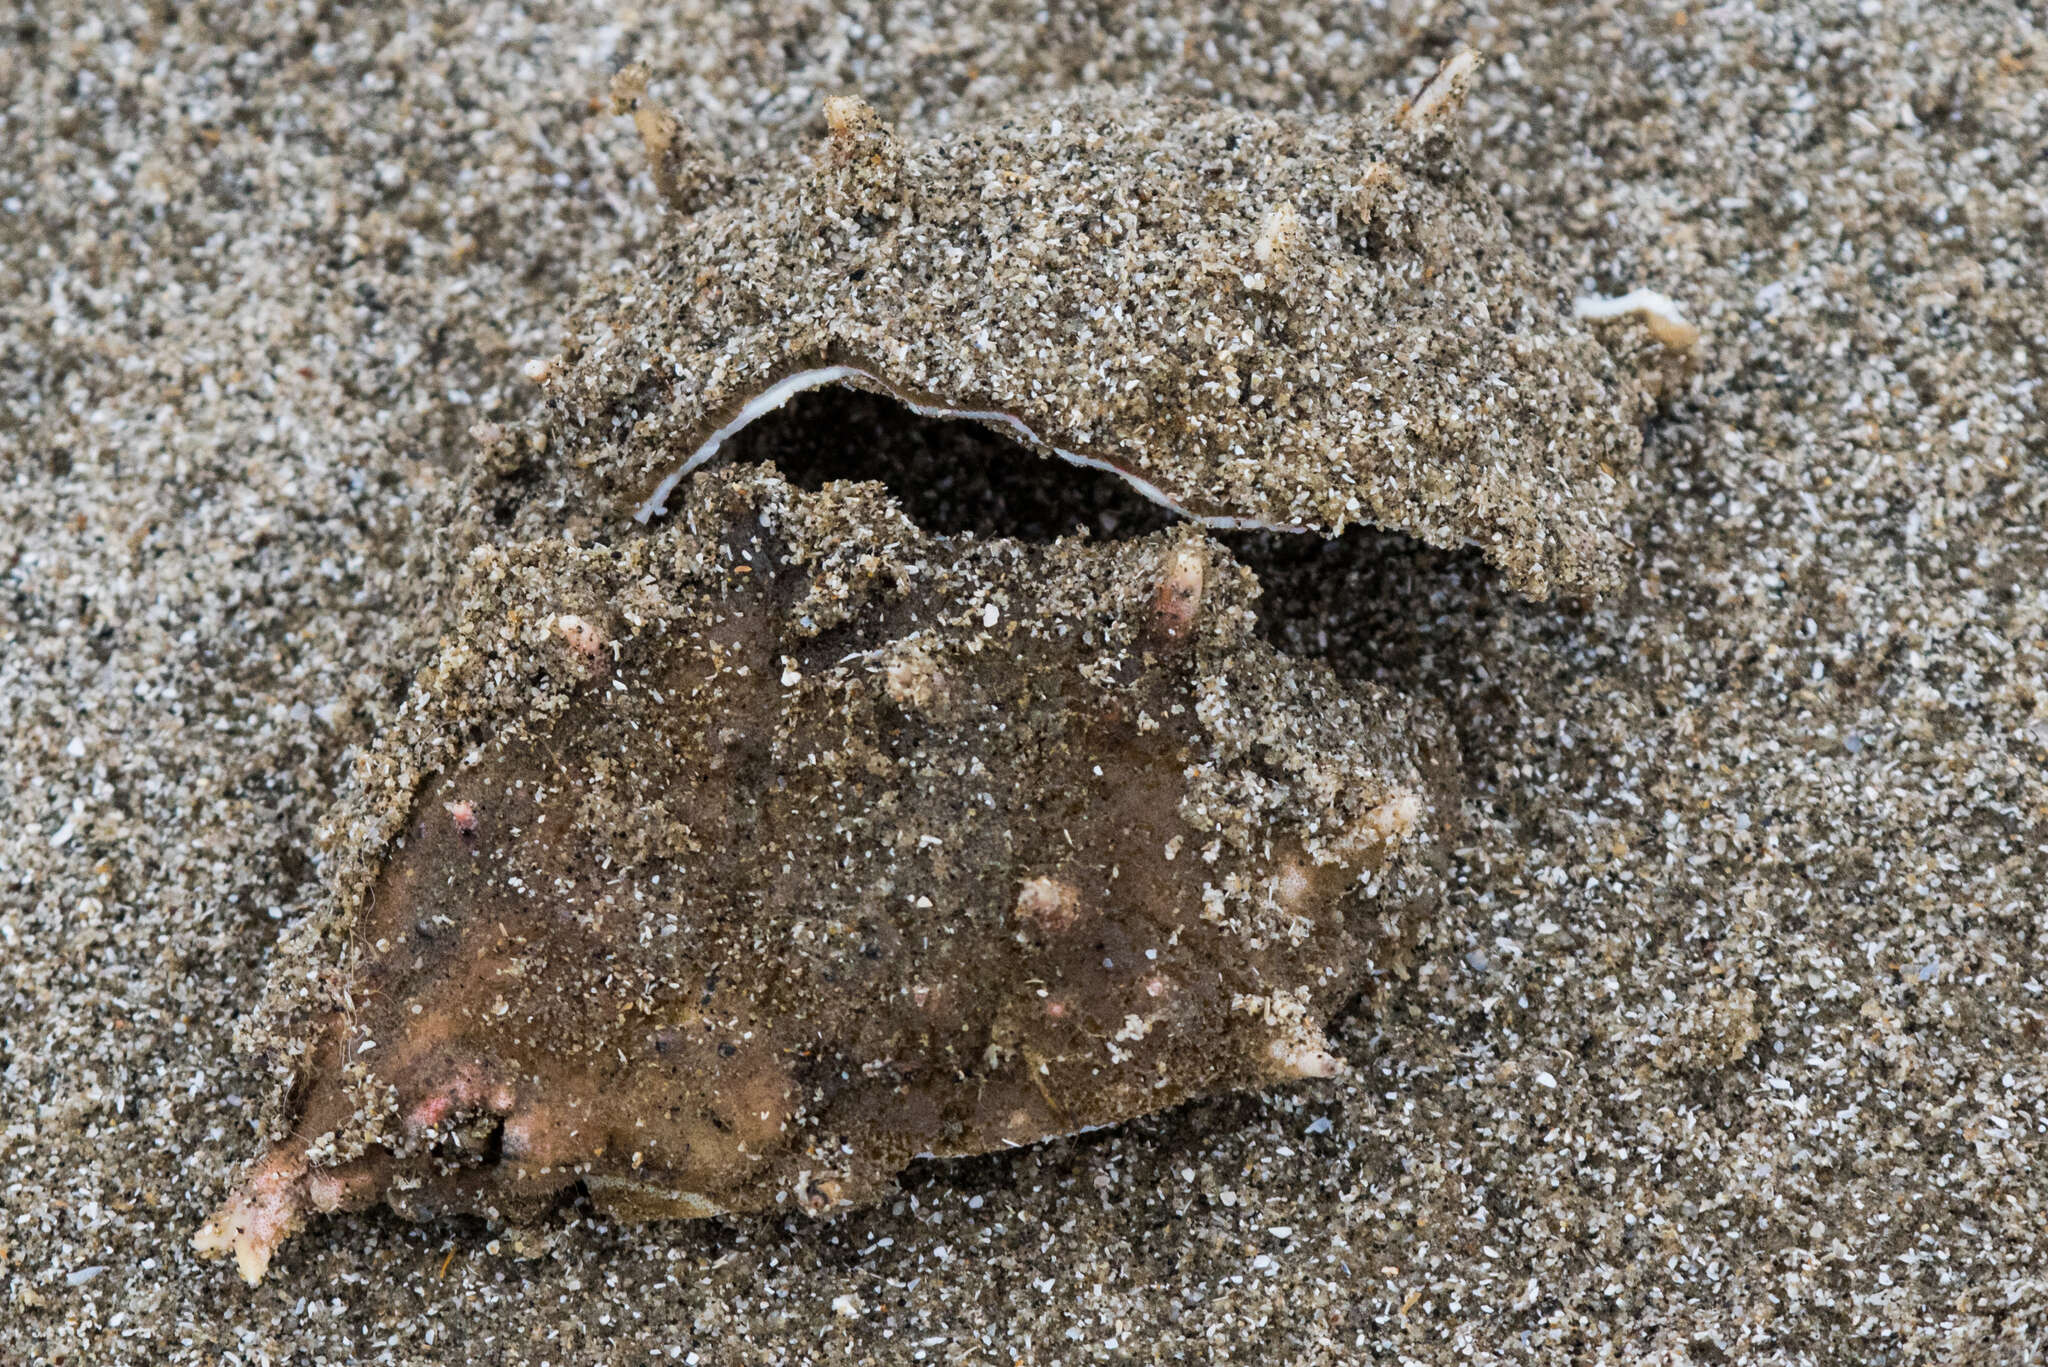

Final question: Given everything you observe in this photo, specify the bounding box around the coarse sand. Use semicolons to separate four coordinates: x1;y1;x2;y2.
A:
2;3;2044;1365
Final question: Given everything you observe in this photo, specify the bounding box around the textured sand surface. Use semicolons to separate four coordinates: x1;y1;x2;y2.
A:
2;3;2044;1364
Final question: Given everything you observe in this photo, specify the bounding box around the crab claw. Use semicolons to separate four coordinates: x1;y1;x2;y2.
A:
193;1146;312;1286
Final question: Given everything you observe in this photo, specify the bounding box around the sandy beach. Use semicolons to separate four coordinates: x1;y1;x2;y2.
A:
3;3;2044;1363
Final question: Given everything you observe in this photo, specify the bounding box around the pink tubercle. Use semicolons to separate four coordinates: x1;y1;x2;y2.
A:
406;1092;455;1133
403;1063;518;1136
444;800;477;836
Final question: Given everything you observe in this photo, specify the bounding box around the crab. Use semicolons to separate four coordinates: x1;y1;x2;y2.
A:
197;52;1685;1284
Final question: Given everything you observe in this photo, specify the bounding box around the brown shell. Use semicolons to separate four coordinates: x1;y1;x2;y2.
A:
510;86;1651;596
195;468;1458;1283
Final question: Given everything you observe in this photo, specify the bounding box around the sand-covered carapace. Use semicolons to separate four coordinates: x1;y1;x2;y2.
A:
195;469;1457;1284
493;59;1659;598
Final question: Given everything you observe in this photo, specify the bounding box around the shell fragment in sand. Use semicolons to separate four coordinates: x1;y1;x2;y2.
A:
1573;289;1701;350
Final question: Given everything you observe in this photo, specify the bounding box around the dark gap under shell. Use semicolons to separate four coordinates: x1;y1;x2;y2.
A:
725;388;1515;740
728;386;1175;545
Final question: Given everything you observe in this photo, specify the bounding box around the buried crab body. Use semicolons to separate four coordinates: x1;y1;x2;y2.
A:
197;468;1457;1284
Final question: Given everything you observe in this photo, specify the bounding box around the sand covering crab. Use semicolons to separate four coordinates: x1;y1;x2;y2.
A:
198;55;1674;1283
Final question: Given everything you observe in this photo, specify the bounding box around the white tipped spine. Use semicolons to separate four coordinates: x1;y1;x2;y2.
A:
1401;49;1483;131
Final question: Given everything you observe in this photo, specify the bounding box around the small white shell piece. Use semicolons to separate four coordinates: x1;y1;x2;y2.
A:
1573;289;1701;350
